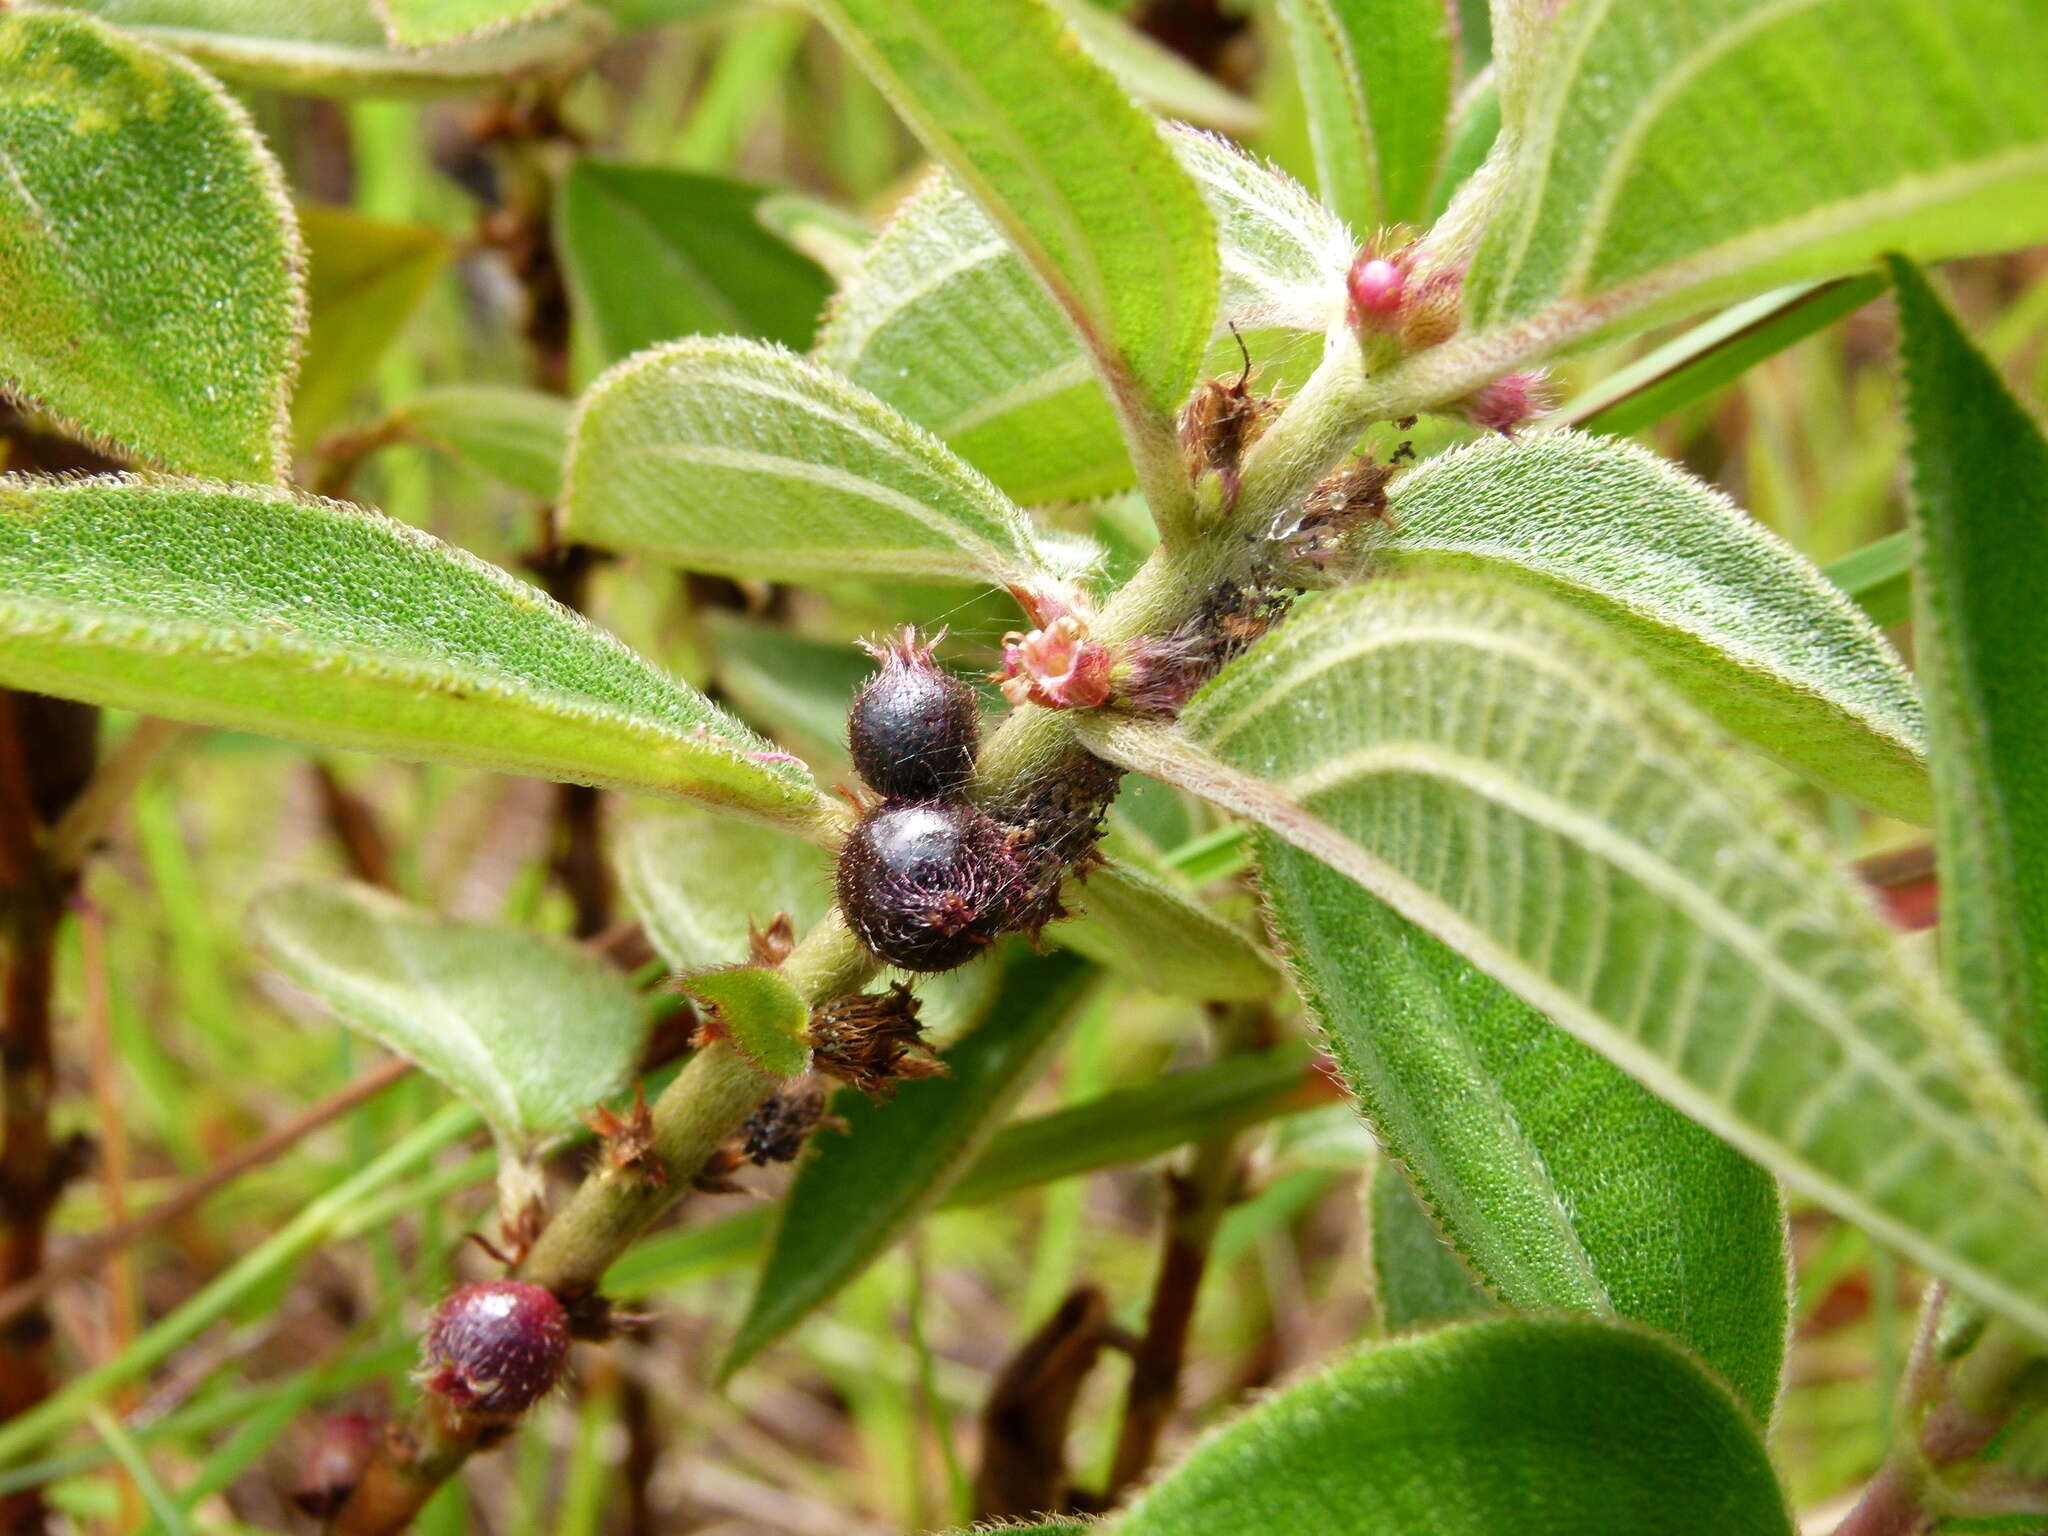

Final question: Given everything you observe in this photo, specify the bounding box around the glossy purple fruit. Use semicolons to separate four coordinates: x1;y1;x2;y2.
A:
848;628;980;799
835;800;1015;972
420;1280;569;1421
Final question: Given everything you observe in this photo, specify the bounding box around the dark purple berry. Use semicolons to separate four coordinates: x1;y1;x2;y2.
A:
849;628;981;799
292;1411;380;1518
835;800;1016;972
420;1280;569;1422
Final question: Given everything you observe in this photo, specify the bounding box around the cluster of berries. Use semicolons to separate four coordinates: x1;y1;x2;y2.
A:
834;630;1027;973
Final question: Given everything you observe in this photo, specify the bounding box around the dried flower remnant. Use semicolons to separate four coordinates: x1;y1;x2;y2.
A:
809;983;947;1099
1177;327;1278;508
293;1411;383;1519
739;1083;839;1165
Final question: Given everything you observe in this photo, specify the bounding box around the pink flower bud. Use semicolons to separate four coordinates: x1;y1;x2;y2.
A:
1459;370;1554;436
1347;254;1406;328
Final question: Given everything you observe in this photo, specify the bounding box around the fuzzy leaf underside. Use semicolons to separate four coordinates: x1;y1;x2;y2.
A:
562;337;1057;589
1466;0;2048;354
1113;1317;1793;1535
0;11;304;481
805;0;1218;440
1891;258;2048;1108
1375;431;1930;822
1277;0;1454;230
254;881;645;1147
29;0;614;95
723;950;1095;1376
1264;842;1786;1420
814;127;1350;505
0;477;825;829
1083;576;2048;1340
616;810;835;974
375;0;572;47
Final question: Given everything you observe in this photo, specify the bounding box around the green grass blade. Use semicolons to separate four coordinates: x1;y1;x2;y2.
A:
1823;531;1912;628
1892;256;2048;1107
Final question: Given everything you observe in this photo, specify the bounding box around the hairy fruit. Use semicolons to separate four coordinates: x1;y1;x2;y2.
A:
835;800;1018;972
849;628;981;799
420;1280;570;1422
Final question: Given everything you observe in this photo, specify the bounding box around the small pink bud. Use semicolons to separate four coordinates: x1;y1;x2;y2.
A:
995;615;1115;711
1459;370;1554;436
420;1280;569;1422
1347;254;1406;328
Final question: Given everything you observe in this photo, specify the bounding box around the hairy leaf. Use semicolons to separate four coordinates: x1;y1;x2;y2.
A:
816;127;1350;505
0;477;829;832
254;881;645;1149
704;612;873;773
681;967;810;1079
1374;431;1929;821
376;0;570;46
389;385;569;501
1893;257;2048;1106
1467;0;2048;353
1056;837;1277;1000
558;161;831;382
722;950;1096;1375
1369;1161;1494;1332
806;0;1218;470
1278;0;1453;230
1113;1318;1793;1535
615;810;833;972
563;337;1056;588
1266;846;1785;1419
0;11;304;480
20;1;612;98
1428;74;1498;220
1046;0;1259;136
1084;576;2048;1339
293;204;449;449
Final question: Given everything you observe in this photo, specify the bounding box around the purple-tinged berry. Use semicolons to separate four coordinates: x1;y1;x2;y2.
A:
835;801;1017;972
420;1280;570;1423
849;628;981;799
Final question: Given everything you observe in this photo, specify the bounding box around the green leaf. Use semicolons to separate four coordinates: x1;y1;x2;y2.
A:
1112;1317;1793;1536
1277;0;1454;230
253;881;645;1149
615;809;832;972
1824;531;1912;630
375;0;570;46
0;476;830;832
1264;846;1785;1419
805;0;1217;500
563;337;1058;589
1082;575;2048;1340
388;384;570;501
558;161;832;383
722;950;1096;1375
1045;0;1260;136
1055;836;1277;1000
1374;431;1929;822
0;11;305;480
1369;1160;1494;1332
293;204;450;449
816;126;1351;505
1466;0;2048;354
681;966;810;1079
1426;74;1498;221
1892;256;2048;1108
30;0;614;96
1565;274;1888;439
